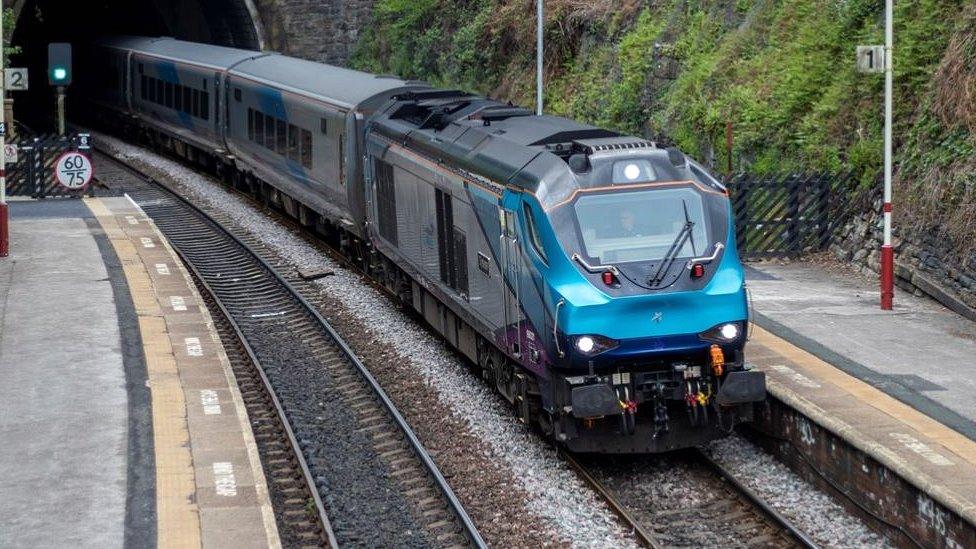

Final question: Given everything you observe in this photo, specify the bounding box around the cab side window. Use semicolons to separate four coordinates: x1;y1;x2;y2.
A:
523;202;548;264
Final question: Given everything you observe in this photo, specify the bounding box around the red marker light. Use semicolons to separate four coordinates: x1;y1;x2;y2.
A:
602;271;617;286
691;264;705;279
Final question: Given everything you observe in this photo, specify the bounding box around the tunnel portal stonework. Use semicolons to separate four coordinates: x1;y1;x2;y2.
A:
253;0;378;65
13;0;375;67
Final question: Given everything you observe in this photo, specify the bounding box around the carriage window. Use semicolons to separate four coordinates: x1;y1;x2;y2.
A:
140;75;147;100
247;109;254;141
201;91;210;120
174;85;183;111
156;80;164;105
320;118;328;134
276;119;287;155
523;203;547;264
264;114;275;150
234;88;242;102
254;109;264;144
183;87;192;114
288;124;300;162
164;82;173;108
191;89;200;117
300;129;312;169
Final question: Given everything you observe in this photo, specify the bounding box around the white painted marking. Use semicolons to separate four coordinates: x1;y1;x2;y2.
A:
891;433;953;466
250;311;285;319
770;364;821;389
125;215;139;225
917;494;948;535
155;263;171;275
184;337;203;357
797;416;816;446
140;237;155;248
170;296;187;311
212;462;238;497
200;390;222;415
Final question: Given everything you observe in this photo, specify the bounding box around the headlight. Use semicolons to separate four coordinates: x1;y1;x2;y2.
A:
700;322;744;343
720;323;739;340
576;336;595;353
574;334;618;356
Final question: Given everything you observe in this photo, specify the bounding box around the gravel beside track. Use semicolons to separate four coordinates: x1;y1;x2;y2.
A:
98;153;483;547
200;276;335;547
97;133;887;548
706;434;889;548
96;134;638;548
580;451;802;548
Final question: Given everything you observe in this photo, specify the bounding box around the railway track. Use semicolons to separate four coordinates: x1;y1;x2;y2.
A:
564;449;821;548
95;153;486;548
93;137;823;548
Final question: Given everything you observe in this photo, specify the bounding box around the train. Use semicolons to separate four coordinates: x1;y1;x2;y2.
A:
87;36;765;453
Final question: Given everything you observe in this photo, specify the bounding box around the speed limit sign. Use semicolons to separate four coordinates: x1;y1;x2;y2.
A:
54;151;94;190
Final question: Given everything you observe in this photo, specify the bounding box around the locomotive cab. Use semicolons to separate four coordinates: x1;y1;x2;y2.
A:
527;139;766;453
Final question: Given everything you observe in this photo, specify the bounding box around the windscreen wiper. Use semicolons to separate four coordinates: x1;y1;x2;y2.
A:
648;200;694;288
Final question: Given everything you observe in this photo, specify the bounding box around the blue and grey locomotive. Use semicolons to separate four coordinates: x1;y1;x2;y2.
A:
89;37;766;453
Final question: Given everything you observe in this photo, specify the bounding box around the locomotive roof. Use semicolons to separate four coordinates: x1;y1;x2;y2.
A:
369;91;631;197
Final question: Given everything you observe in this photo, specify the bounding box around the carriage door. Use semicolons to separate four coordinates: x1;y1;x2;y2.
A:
213;72;222;135
501;208;522;358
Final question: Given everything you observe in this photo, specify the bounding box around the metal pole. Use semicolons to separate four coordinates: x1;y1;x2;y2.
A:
536;0;543;116
57;86;66;136
0;0;9;258
880;0;894;309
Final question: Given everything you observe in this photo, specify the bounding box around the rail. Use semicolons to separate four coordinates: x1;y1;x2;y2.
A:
98;148;486;548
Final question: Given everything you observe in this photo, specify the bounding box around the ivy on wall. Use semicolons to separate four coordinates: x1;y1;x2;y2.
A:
352;0;975;260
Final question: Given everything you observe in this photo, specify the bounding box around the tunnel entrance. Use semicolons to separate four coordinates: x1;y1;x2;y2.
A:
10;0;265;130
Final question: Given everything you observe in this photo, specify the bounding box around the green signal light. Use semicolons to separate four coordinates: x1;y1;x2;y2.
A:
53;68;67;81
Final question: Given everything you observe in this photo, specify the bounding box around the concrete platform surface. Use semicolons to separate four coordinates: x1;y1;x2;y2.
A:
0;200;129;548
0;198;279;549
746;259;976;543
746;261;976;439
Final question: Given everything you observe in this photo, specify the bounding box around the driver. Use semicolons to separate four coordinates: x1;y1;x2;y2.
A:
612;208;643;237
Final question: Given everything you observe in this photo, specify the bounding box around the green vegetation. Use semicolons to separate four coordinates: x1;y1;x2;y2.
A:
4;8;21;65
352;0;976;259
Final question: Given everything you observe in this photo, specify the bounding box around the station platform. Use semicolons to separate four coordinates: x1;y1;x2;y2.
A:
746;260;976;544
0;197;279;548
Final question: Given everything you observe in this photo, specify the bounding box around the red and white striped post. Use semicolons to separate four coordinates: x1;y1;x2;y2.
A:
880;0;894;309
0;0;8;259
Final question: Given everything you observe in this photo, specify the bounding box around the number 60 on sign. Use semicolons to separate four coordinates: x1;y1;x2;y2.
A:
54;152;94;190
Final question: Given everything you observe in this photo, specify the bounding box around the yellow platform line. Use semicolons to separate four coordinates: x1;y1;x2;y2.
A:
86;198;202;549
753;325;976;466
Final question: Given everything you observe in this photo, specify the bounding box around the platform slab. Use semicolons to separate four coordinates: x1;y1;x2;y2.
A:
0;201;128;549
746;261;976;540
88;196;280;549
747;261;976;437
0;197;279;549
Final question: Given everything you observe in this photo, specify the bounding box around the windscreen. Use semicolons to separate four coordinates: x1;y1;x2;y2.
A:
573;187;709;264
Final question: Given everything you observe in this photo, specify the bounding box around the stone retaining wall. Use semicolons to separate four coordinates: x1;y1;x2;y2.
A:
831;197;976;320
256;0;377;65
